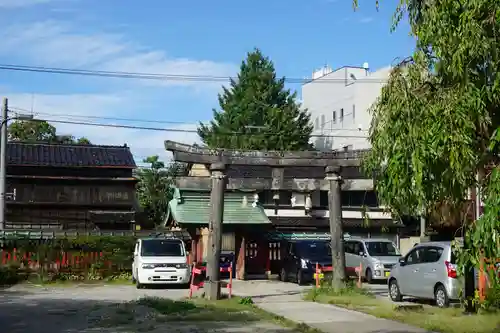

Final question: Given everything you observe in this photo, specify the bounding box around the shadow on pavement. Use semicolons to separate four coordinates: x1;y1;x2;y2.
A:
0;292;295;333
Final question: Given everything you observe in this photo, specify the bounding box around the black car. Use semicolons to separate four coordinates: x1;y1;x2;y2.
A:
279;240;332;285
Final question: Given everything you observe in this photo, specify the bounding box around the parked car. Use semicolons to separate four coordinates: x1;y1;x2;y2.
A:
279;240;332;285
132;236;190;288
344;237;401;283
387;241;461;308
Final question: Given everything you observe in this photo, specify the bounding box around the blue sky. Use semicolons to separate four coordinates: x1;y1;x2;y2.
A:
0;0;414;160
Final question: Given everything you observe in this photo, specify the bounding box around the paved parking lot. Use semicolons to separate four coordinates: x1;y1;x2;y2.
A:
0;284;291;333
230;278;389;300
0;279;393;333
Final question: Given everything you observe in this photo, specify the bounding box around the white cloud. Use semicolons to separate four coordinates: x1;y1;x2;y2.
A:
359;17;374;23
4;92;201;160
0;0;56;8
1;20;236;88
0;18;232;160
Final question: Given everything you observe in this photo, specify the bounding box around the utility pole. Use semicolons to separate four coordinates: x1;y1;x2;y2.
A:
326;165;346;290
206;162;226;300
0;97;8;231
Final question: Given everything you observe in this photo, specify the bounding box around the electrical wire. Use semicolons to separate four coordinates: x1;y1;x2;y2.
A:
40;118;369;139
8;107;369;134
0;63;389;84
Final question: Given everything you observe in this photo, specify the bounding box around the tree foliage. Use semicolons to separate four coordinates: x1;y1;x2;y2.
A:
8;120;92;144
197;48;313;150
136;156;182;227
361;0;500;288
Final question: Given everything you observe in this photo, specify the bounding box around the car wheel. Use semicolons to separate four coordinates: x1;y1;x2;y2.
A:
365;268;373;284
280;268;288;282
434;284;450;308
297;270;305;286
389;278;403;302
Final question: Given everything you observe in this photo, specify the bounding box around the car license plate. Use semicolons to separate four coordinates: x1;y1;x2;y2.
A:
314;273;324;279
385;271;390;277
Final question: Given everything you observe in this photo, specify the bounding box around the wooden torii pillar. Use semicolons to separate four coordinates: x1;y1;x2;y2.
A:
165;141;367;299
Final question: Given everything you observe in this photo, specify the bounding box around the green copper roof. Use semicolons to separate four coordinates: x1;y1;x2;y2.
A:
168;189;271;225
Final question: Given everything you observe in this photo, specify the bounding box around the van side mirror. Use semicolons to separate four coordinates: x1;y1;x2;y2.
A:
398;257;406;266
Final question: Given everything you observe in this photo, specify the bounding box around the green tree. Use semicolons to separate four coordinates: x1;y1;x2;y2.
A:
197;48;313;150
361;1;500;285
136;156;182;227
8;120;92;144
8;120;57;142
76;137;91;144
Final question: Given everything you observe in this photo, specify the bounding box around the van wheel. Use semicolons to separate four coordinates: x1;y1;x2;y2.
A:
296;270;304;286
434;284;450;308
389;279;403;302
365;268;373;284
135;270;143;289
280;268;288;282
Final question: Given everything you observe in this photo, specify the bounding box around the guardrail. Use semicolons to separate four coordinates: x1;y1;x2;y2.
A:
0;229;192;240
0;249;112;271
188;263;233;299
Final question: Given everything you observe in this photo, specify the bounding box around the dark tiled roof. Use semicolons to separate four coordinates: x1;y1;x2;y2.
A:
7;142;136;168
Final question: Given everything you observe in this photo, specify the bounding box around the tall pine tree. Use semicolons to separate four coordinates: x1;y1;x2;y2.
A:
197;48;313;150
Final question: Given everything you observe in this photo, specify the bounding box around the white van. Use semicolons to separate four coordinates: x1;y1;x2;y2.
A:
344;237;401;283
132;237;191;288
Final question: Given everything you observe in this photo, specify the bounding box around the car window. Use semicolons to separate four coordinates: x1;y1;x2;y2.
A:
353;242;363;255
365;241;400;256
344;241;354;254
405;247;425;265
423;247;444;263
295;241;331;258
140;239;184;257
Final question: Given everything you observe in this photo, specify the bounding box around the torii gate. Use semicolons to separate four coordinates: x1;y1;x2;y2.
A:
165;140;369;299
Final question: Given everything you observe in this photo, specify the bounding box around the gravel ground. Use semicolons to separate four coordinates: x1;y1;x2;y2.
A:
0;284;294;333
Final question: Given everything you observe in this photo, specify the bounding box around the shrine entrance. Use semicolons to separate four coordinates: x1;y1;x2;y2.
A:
245;238;268;276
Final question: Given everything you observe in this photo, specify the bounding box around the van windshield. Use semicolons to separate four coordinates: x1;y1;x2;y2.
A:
296;241;331;259
365;241;400;257
141;239;184;257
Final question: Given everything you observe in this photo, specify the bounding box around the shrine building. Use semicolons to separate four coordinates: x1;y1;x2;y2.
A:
163;141;411;280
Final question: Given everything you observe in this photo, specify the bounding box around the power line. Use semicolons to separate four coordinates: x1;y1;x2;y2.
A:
8;109;369;138
0;63;389;84
8;107;368;133
8;107;188;125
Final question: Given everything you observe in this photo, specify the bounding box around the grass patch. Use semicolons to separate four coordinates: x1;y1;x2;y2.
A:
136;296;322;332
305;283;500;333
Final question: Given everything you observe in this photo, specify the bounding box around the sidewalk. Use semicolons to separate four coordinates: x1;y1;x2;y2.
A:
230;280;433;333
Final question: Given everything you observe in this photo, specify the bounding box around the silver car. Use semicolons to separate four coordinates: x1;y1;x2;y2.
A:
344;238;401;283
387;241;461;308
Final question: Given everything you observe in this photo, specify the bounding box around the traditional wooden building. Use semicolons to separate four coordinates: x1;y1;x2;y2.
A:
164;141;406;279
5;142;137;230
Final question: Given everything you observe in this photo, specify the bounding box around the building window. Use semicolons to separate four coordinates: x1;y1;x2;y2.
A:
259;191;293;206
340;108;344;121
319;191;329;207
332;111;337;124
321;115;325;130
352;104;356;120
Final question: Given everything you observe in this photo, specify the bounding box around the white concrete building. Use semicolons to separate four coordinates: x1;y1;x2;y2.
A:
301;64;392;151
